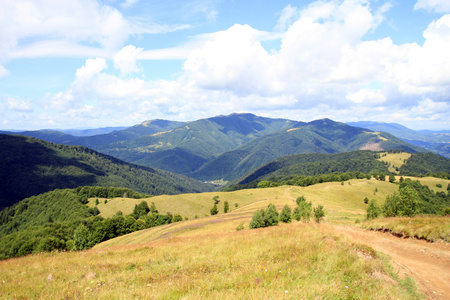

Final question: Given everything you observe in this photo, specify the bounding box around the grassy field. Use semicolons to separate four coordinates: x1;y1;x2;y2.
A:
361;216;450;243
89;178;402;222
378;152;411;173
0;222;421;299
3;177;448;299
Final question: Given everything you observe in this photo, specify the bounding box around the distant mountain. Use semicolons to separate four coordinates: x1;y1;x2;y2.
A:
96;113;296;175
0;119;185;149
60;126;128;136
347;121;450;158
191;119;424;181
0;134;212;209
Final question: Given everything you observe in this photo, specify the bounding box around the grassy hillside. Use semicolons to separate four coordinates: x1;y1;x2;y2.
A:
0;134;212;209
3;177;448;298
0;222;421;299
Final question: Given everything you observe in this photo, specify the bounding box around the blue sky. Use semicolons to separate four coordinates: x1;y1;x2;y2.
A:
0;0;449;130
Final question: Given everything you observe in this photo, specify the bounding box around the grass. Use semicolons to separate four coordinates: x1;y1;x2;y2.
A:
378;152;411;173
0;222;422;299
361;216;450;243
90;179;402;223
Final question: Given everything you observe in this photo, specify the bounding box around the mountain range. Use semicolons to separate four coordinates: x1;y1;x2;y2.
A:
1;114;430;186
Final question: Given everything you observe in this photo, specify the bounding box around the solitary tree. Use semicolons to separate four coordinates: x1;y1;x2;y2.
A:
224;201;229;213
210;203;219;215
313;205;326;223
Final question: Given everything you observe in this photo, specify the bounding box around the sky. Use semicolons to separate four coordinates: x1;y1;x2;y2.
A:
0;0;450;131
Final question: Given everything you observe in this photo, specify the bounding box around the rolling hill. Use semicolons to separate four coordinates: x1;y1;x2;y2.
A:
232;151;450;189
96;113;297;175
191;119;425;181
347;121;450;158
0;134;213;209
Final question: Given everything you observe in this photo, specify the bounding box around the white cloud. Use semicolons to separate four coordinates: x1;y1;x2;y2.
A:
7;98;33;112
75;58;107;80
121;0;139;9
114;45;143;75
414;0;450;13
3;0;449;130
346;89;386;104
0;0;190;62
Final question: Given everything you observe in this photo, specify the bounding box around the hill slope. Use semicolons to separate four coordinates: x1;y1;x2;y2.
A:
192;119;424;181
0;134;212;209
96;113;296;175
347;121;450;158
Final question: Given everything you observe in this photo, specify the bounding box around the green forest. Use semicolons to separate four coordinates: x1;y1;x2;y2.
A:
0;186;182;260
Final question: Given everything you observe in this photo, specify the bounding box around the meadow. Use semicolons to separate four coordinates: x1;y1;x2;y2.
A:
2;176;449;299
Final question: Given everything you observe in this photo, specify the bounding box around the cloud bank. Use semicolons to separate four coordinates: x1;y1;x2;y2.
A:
1;0;449;130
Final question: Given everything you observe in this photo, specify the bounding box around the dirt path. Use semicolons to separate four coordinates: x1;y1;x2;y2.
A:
333;225;450;299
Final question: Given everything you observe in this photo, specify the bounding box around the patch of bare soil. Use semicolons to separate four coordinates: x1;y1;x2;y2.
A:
333;225;450;299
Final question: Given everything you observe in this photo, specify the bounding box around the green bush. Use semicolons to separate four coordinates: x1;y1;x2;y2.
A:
210;204;218;215
293;201;312;222
279;205;292;223
366;199;381;220
249;209;265;229
264;204;279;226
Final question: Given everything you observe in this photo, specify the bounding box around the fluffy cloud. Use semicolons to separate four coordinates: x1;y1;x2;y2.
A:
4;0;449;130
414;0;450;13
7;98;33;112
113;45;143;75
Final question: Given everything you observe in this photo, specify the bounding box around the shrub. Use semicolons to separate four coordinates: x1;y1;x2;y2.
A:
210;204;218;215
383;186;419;217
364;197;369;204
366;199;381;220
249;209;265;229
313;205;326;223
436;183;442;188
296;196;306;205
172;214;183;223
264;203;279;226
279;205;292;223
236;223;244;231
224;201;229;213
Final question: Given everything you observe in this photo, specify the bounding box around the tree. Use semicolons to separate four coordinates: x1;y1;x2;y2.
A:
379;173;386;181
383;186;419;217
296;196;306;205
73;224;89;250
313;205;325;223
172;214;183;223
132;201;150;219
249;209;265;229
150;202;158;214
293;201;312;222
210;204;218;215
366;199;381;220
279;205;292;223
264;203;279;226
224;201;229;213
389;174;396;183
363;197;369;204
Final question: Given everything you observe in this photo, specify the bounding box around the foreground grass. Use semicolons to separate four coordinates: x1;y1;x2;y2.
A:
0;222;421;299
361;216;450;243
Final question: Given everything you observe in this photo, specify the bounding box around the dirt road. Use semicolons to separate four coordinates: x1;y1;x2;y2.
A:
334;225;450;299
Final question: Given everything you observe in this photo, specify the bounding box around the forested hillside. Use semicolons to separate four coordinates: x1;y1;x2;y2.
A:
228;150;450;190
192;119;424;181
96;113;296;175
0;134;212;209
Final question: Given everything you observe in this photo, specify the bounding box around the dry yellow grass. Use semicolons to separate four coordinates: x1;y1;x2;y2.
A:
378;152;411;173
0;223;421;299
